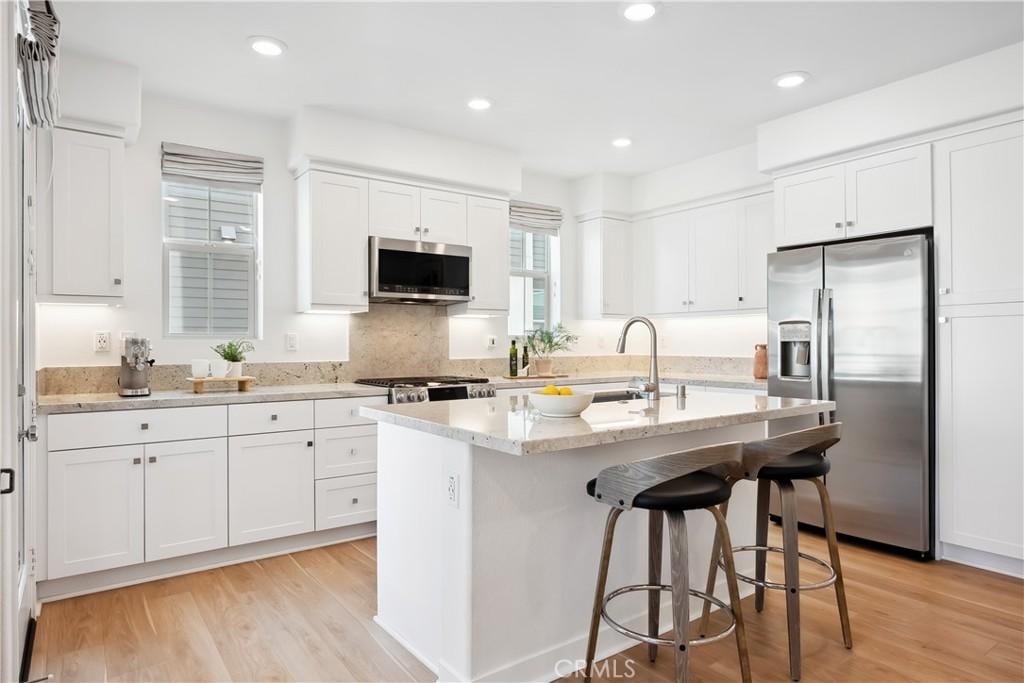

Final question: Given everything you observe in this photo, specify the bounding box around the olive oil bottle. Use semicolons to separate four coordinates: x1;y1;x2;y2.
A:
509;340;518;377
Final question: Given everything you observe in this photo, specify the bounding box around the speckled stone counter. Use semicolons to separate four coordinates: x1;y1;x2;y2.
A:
490;372;766;391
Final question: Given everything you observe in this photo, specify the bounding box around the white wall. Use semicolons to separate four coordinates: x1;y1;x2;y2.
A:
37;93;351;367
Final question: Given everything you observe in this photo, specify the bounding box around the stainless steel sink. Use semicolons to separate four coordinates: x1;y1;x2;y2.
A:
591;389;671;404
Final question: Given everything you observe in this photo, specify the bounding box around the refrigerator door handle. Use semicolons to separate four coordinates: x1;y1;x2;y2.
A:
810;288;823;402
821;288;834;418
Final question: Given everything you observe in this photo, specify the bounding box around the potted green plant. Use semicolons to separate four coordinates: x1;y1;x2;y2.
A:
211;339;255;378
525;325;578;376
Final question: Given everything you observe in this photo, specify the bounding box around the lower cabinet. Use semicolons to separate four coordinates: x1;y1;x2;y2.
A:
314;425;377;478
145;438;228;562
47;445;145;579
315;473;378;531
228;430;315;546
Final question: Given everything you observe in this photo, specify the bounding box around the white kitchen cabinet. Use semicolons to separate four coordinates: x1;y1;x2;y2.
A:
144;438;228;561
296;171;369;313
228;430;315;545
315;473;378;531
47;445;144;579
774;144;932;247
580;217;632;318
451;196;509;314
420;189;467;244
315;425;377;479
934;123;1023;307
369;179;421;241
938;305;1023;564
689;201;739;313
649;211;690;316
774;165;846;247
737;193;773;310
844;145;932;238
49;127;125;298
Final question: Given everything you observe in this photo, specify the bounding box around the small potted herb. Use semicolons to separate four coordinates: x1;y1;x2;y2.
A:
525;325;578;376
211;339;254;378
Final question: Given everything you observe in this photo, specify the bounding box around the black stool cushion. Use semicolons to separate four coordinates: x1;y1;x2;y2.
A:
586;471;730;511
758;451;831;480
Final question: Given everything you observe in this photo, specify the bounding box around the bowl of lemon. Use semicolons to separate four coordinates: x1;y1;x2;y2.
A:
528;385;594;418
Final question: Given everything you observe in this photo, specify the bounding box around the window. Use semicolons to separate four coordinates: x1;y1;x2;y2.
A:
162;179;261;336
508;227;553;336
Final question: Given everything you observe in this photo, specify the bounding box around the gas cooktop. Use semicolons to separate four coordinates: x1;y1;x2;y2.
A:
355;376;494;403
355;375;490;388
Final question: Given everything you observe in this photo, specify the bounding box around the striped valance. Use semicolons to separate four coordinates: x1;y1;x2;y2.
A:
17;0;61;128
161;142;264;189
510;200;562;236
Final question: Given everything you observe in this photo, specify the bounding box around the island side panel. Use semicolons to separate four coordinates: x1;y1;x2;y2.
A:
465;423;764;683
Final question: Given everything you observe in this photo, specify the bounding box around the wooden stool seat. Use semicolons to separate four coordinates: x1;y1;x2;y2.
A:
586;471;731;511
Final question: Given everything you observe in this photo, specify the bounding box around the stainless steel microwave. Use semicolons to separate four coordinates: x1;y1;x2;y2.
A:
369;236;472;305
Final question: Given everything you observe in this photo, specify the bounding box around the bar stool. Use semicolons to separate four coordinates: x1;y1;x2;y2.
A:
698;423;853;681
582;442;752;683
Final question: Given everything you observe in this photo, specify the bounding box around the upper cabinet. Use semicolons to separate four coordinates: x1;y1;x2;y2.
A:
369;180;468;245
451;196;509;315
579;218;632;318
40;128;125;299
934;123;1023;307
296;170;370;313
774;144;932;247
737;193;774;310
689;201;739;313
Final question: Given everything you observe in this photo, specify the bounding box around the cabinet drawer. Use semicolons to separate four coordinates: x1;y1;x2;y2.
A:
48;406;227;451
315;474;377;531
315;425;377;479
229;401;313;435
314;396;387;428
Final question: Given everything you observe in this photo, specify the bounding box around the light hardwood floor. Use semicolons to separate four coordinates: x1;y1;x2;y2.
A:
30;529;1024;682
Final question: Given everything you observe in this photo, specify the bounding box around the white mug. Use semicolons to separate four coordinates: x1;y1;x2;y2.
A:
210;359;229;378
191;359;210;378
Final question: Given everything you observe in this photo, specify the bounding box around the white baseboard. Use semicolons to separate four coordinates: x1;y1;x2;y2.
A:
37;522;377;601
939;542;1023;578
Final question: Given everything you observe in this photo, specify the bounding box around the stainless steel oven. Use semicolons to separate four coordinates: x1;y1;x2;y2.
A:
369;236;472;305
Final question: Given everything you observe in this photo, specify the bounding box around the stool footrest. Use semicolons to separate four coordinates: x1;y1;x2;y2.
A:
722;545;837;591
601;583;736;648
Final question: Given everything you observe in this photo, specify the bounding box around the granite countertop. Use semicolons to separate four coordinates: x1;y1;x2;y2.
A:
360;393;833;456
36;372;766;415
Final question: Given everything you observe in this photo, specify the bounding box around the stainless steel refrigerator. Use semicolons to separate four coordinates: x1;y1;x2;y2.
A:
767;233;932;554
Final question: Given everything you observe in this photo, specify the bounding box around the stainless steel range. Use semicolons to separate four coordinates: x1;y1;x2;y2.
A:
355;376;495;404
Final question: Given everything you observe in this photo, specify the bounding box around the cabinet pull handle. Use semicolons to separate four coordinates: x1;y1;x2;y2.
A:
0;468;15;495
350;408;359;416
113;278;122;285
350;448;358;455
938;317;949;324
148;456;157;463
834;222;842;229
140;423;149;431
307;440;314;447
132;457;141;465
270;414;278;421
352;497;359;505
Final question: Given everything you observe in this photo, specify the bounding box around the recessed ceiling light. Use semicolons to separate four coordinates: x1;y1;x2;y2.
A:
248;36;286;57
467;98;492;111
612;137;632;148
774;71;809;88
623;3;657;22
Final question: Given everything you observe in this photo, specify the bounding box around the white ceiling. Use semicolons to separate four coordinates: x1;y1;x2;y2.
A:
59;2;1022;177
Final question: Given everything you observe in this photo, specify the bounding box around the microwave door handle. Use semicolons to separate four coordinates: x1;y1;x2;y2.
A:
810;288;822;405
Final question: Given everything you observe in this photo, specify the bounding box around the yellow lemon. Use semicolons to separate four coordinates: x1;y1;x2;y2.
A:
541;385;559;395
558;387;573;396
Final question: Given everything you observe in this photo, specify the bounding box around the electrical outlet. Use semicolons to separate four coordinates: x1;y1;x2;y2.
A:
285;332;298;351
486;335;497;350
94;331;111;352
446;474;460;508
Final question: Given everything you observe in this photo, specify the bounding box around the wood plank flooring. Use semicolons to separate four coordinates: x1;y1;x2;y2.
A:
30;529;1024;682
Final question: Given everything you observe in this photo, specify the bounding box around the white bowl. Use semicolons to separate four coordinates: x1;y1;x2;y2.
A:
529;390;594;418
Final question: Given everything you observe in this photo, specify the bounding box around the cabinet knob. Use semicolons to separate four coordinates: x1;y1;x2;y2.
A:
938;317;949;324
132;457;141;465
352;497;359;505
350;408;359;416
362;290;368;297
845;220;854;227
350;448;358;455
414;226;421;233
113;278;122;285
270;414;278;421
307;440;313;447
738;296;744;302
423;227;430;234
148;456;157;463
939;287;950;295
471;296;476;301
140;423;149;431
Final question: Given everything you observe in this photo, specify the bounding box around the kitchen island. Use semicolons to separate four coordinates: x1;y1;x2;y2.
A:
361;391;834;683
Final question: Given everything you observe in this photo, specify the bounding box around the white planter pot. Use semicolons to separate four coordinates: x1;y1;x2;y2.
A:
534;358;554;376
226;362;243;378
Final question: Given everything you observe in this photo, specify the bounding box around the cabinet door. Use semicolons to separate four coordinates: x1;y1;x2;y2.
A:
420;189;468;244
301;171;369;309
649;212;689;315
631;218;653;315
465;196;509;311
845;144;932;238
689;201;739;313
938;308;1023;560
737;193;773;310
774;165;845;247
51;128;124;296
934;124;1024;306
315;474;378;531
145;438;228;561
47;445;144;578
315;425;377;479
601;219;632;316
369;180;420;240
228;430;315;545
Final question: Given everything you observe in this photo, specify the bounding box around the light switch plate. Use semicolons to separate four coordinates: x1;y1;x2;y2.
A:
285;332;298;351
486;335;497;350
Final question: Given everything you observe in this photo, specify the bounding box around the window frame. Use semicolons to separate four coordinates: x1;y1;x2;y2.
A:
508;226;553;336
161;178;263;339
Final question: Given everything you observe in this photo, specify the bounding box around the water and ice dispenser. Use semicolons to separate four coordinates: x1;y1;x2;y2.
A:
778;321;811;379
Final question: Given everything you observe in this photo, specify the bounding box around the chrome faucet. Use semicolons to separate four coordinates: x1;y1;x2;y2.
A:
616;316;660;401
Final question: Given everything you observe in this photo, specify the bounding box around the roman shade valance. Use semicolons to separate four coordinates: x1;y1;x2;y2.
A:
510;200;562;236
17;0;61;128
161;142;264;189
